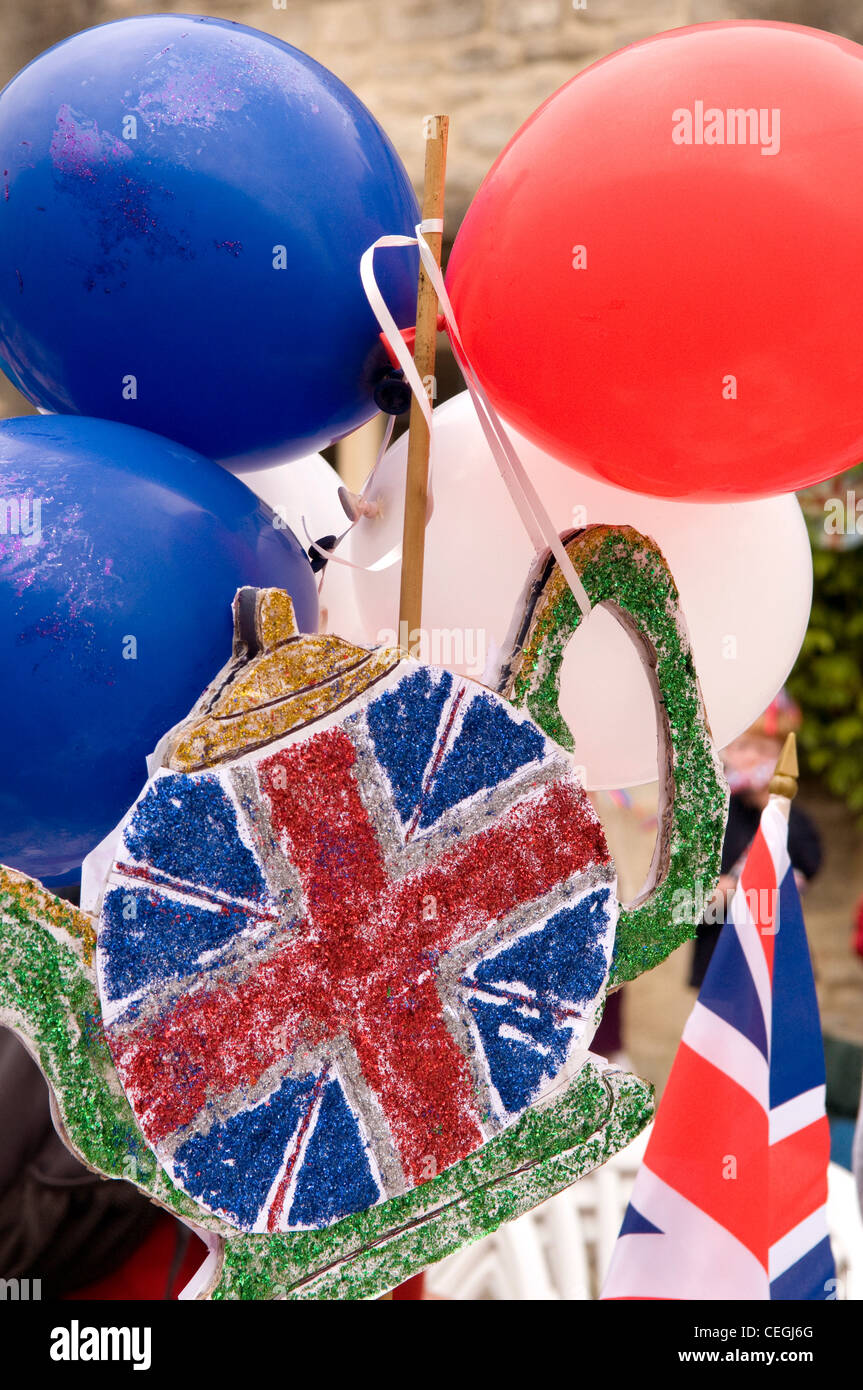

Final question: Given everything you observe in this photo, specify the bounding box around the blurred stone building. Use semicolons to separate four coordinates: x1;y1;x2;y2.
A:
0;0;854;418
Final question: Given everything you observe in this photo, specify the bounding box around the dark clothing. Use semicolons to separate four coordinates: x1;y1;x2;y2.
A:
592;987;624;1056
0;873;199;1298
689;796;822;989
0;1026;166;1297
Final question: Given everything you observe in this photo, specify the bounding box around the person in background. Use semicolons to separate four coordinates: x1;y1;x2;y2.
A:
853;897;863;963
590;784;660;1068
0;1026;207;1299
0;872;208;1299
689;692;822;990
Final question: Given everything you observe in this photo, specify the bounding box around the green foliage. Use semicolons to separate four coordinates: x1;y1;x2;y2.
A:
788;544;863;811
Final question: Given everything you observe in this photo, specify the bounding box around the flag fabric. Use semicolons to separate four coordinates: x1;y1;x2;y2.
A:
602;797;836;1300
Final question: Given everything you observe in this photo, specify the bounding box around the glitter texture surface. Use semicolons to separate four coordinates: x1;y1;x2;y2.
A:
0;865;228;1234
0;580;674;1298
501;526;728;987
0;863;652;1296
210;1059;653;1300
98;657;619;1235
166;588;401;771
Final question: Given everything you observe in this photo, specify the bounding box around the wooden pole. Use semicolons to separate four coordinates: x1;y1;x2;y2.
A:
398;114;449;657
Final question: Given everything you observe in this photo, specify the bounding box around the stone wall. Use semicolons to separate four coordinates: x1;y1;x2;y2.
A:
699;0;863;42
0;0;710;233
257;0;697;224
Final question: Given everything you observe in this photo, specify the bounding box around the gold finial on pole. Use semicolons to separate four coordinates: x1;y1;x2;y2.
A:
768;732;799;801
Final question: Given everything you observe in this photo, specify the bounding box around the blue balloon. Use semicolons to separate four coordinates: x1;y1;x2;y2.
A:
0;415;318;879
0;15;419;469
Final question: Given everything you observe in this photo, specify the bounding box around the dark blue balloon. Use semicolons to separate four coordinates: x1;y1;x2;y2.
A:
0;15;419;469
0;414;318;879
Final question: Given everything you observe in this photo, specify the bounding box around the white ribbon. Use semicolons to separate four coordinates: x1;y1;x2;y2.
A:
409;223;592;618
321;219;593;620
311;230;436;577
359;235;434;432
302;415;403;575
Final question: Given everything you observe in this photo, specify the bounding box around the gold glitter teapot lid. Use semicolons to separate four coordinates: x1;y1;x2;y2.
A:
165;587;400;772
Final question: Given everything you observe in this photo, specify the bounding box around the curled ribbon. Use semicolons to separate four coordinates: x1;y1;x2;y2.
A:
411;222;592;618
302;415;399;579
321;218;593;621
307;228;434;577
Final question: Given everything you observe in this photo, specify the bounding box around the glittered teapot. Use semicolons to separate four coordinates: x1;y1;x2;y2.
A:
0;524;726;1299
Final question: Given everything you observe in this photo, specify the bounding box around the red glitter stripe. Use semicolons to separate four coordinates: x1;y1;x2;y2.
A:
109;727;607;1178
114;861;280;920
461;979;582;1029
348;972;483;1185
266;1069;329;1233
405;685;467;842
108;932;324;1142
259;729;390;936
390;779;609;958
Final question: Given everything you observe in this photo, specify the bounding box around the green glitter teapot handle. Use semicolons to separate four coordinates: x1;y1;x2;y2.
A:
496;524;729;988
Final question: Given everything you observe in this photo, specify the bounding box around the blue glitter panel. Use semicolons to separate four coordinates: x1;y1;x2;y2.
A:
468;993;569;1114
365;667;453;822
100;885;250;1002
123;773;267;903
465;888;613;1114
419;693;546;829
288;1077;380;1228
473;888;612;1006
172;1072;318;1229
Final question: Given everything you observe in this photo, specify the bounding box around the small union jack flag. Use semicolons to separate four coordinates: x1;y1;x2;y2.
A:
602;797;836;1300
97;664;618;1234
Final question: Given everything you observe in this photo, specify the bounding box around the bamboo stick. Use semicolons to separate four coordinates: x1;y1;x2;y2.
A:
397;114;449;656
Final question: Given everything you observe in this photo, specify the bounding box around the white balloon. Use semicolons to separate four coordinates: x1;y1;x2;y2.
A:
336;392;813;789
244;451;347;545
244;451;380;643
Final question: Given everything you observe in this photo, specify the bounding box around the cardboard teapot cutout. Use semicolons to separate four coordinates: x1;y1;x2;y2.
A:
0;524;727;1299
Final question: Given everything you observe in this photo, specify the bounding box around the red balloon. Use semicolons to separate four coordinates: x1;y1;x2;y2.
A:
447;22;863;500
